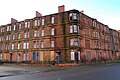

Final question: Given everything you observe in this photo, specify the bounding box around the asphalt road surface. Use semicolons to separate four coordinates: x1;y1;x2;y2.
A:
0;63;120;80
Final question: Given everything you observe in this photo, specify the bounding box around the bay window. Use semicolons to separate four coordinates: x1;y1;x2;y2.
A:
70;25;79;33
69;13;79;21
70;38;79;46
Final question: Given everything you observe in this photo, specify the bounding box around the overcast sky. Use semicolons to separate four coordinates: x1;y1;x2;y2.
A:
0;0;120;30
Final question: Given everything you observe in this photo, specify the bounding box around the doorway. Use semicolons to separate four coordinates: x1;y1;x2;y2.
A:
10;53;13;62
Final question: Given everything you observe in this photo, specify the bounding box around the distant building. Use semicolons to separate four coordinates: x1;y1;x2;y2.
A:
0;5;120;63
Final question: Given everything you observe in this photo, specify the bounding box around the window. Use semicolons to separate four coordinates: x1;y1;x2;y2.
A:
94;31;99;38
41;30;44;37
86;51;91;61
70;51;81;61
27;42;29;49
70;25;73;33
23;53;28;61
74;39;79;46
34;30;37;37
25;22;27;28
70;51;75;60
18;43;20;50
73;13;77;20
85;39;90;48
94;40;99;48
12;34;15;40
0;53;2;60
70;25;79;33
16;53;20;61
85;29;89;36
70;38;79;46
51;17;54;24
28;22;30;28
23;43;26;49
38;20;40;26
40;42;44;48
34;41;39;48
23;42;29;49
51;28;54;36
74;25;78;33
42;19;45;25
38;30;40;37
96;51;99;60
34;20;37;26
104;53;106;59
93;20;96;27
69;13;79;21
24;32;27;38
27;32;29;38
51;40;54;47
18;33;20;39
9;26;11;31
5;45;8;50
6;35;8;40
1;36;4;41
8;44;10;50
19;24;21;29
25;22;30;28
32;52;38;61
7;26;9;31
24;32;29;38
8;34;10;40
12;44;14;50
13;25;16;30
34;20;40;26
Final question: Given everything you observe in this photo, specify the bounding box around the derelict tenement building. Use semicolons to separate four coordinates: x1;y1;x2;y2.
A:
0;5;120;63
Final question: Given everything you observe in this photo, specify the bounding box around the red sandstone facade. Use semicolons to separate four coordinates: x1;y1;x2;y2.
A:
0;5;120;64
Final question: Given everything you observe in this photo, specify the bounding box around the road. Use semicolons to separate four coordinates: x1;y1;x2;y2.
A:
0;63;120;80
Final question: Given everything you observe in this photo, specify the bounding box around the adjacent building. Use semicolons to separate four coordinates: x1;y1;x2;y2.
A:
0;5;120;63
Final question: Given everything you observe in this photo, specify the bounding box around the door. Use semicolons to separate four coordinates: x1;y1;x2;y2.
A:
17;53;20;62
10;53;13;62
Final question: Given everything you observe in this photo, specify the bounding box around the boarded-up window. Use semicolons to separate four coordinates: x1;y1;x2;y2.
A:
50;51;55;61
4;53;7;60
86;51;91;61
40;52;43;61
33;52;38;61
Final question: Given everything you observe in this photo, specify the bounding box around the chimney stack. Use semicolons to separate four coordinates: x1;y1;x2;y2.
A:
36;11;42;17
11;18;18;23
58;5;65;13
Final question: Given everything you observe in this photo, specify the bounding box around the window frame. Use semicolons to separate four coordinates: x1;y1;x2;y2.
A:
51;40;54;48
42;19;45;26
51;17;54;24
70;38;79;46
